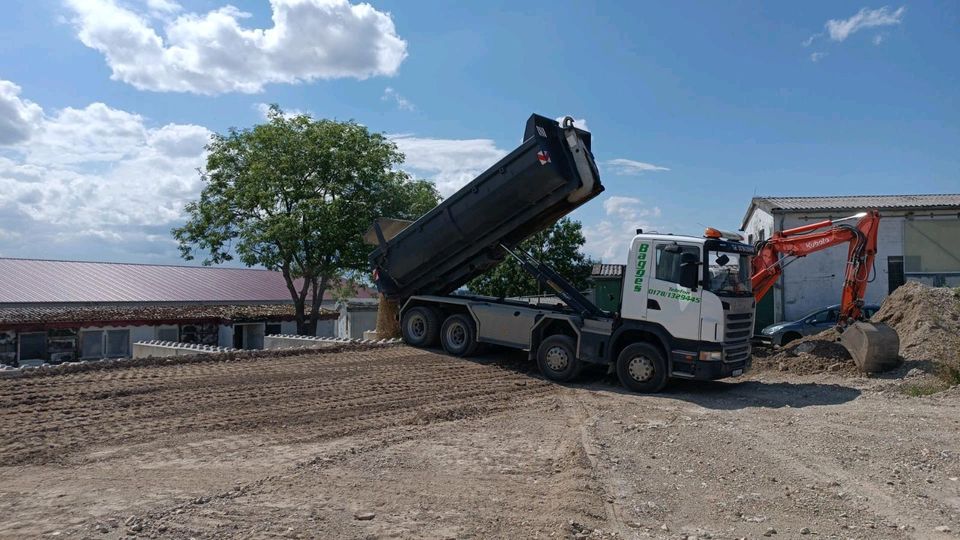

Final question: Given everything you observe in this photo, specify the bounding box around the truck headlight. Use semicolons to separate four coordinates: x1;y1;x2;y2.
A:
699;351;722;361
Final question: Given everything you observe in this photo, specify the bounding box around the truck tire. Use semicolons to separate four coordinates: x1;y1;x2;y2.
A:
616;342;667;393
440;314;479;357
536;335;582;382
401;306;440;347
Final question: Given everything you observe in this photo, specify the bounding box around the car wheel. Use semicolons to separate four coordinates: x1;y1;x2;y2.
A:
400;306;440;347
440;314;479;357
780;332;802;346
536;335;582;382
616;342;668;393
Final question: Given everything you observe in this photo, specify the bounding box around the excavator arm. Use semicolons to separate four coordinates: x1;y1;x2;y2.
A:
750;210;900;372
752;211;879;324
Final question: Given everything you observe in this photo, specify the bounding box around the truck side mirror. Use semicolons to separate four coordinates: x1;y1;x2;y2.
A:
679;261;699;291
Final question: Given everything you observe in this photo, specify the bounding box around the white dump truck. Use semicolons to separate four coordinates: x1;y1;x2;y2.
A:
369;115;754;392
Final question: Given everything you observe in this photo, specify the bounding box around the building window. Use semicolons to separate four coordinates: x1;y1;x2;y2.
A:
265;323;282;336
156;326;179;342
19;332;47;361
655;244;701;284
80;330;131;359
904;219;960;272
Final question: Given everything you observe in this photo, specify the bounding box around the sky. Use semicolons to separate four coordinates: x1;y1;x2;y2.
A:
0;0;957;265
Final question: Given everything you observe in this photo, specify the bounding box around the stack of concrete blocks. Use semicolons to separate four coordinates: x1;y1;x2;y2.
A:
133;340;236;359
264;334;402;350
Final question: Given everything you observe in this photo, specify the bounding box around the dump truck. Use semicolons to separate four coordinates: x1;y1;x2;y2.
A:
369;115;755;392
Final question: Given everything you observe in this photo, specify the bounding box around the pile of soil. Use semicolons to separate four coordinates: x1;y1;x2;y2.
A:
871;281;960;364
754;282;960;377
754;328;859;376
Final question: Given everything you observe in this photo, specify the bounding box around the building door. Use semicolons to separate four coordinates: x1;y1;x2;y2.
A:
754;290;775;334
887;256;905;294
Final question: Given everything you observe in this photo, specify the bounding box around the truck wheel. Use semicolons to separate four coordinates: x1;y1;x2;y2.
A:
616;343;667;393
401;306;440;347
537;335;582;382
440;314;479;357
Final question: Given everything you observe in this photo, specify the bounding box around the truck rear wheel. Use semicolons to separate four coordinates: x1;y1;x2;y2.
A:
440;314;479;357
616;342;667;393
401;306;440;347
536;335;582;382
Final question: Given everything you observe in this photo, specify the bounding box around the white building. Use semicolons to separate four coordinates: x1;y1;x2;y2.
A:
741;194;960;330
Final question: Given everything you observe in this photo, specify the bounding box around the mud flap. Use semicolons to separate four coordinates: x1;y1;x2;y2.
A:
840;322;901;373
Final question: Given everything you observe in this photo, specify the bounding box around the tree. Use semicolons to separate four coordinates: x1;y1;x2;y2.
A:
173;105;439;335
467;218;594;298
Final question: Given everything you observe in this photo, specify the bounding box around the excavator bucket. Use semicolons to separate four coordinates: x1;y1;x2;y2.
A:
839;322;901;373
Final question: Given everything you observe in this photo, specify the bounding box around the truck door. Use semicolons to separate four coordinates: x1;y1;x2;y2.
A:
644;241;703;342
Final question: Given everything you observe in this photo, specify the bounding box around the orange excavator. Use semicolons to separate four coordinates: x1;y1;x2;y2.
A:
750;210;901;372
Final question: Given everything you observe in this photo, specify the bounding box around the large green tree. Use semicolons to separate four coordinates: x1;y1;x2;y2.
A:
468;218;594;298
173;105;439;335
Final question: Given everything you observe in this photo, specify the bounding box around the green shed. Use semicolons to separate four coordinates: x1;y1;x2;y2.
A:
589;264;625;313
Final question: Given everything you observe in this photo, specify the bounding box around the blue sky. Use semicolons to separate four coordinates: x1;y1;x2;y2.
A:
0;0;957;264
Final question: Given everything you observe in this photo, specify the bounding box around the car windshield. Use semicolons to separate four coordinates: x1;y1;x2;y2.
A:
706;251;752;296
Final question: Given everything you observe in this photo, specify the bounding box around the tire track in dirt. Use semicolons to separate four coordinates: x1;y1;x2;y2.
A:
0;347;555;466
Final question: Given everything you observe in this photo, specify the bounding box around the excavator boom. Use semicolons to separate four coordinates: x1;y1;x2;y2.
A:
751;210;900;372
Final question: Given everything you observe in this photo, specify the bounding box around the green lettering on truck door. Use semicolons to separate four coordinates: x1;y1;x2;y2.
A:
633;243;649;292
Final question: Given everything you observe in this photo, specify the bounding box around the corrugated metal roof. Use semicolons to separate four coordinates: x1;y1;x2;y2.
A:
741;194;960;229
0;258;374;304
591;264;625;277
0;304;337;327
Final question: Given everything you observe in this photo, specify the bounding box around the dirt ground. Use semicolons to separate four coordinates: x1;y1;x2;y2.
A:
2;345;959;539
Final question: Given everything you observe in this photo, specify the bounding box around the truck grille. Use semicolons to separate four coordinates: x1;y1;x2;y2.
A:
724;311;753;363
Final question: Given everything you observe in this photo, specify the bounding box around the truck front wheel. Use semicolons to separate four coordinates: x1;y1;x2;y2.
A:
401;306;440;347
616;343;668;393
440;314;479;357
536;335;582;382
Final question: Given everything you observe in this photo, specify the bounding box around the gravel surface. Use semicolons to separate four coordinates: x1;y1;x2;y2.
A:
1;345;958;539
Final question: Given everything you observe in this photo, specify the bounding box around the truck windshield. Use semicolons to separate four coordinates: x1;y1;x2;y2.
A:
706;251;752;296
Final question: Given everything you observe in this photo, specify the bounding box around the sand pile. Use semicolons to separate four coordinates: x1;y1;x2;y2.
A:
755;282;960;377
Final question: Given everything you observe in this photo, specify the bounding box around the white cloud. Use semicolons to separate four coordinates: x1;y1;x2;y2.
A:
382;87;415;111
806;6;905;47
604;158;669;176
63;0;408;95
826;6;905;42
810;51;828;63
0;80;43;145
390;135;507;197
583;196;661;260
0;78;211;260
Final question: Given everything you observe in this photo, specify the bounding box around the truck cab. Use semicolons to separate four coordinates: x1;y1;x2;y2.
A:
616;230;755;384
